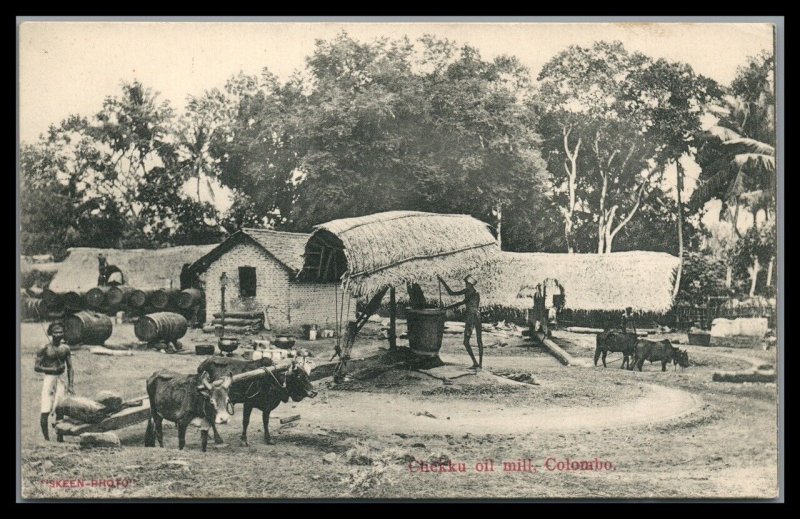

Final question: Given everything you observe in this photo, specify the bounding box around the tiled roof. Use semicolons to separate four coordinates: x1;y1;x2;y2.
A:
240;228;309;272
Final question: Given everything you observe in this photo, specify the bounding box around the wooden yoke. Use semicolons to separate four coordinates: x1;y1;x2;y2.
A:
334;286;389;382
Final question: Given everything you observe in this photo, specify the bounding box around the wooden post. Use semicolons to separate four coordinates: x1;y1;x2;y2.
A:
388;286;397;350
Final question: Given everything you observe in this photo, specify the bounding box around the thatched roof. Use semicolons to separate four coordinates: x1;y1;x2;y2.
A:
299;211;500;298
399;251;680;313
48;245;217;292
191;229;309;275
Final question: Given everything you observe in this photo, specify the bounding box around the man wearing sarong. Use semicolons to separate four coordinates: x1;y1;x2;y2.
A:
438;275;483;370
35;322;74;441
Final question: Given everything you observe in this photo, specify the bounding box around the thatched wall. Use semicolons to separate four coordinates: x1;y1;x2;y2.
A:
48;245;217;292
303;211;500;299
398;251;680;314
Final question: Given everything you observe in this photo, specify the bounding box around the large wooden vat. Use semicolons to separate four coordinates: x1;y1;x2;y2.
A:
406;308;446;357
85;286;112;310
106;286;135;308
175;288;204;310
127;289;148;309
63;291;84;312
64;311;113;346
147;289;176;310
134;312;188;343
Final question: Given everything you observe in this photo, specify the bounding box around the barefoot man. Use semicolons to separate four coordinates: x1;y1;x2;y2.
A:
35;322;74;441
438;274;483;370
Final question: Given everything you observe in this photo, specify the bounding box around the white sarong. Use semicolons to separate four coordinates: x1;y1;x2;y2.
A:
40;373;66;414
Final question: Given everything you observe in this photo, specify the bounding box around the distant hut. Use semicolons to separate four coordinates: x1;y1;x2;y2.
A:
48;245;217;293
407;251;681;328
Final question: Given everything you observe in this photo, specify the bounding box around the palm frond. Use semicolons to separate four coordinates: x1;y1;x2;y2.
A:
708;125;742;141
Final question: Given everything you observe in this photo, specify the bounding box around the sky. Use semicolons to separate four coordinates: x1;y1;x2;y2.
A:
18;21;775;144
18;21;775;218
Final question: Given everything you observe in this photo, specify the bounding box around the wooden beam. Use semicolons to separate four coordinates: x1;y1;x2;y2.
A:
312;234;344;251
55;396;151;436
322;247;335;282
317;247;326;280
388;286;397;350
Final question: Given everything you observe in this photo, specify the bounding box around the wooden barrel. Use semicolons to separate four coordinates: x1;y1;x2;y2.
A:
134;312;188;343
127;289;148;309
176;288;204;310
63;311;113;346
63;291;84;312
41;289;64;313
147;289;175;310
85;286;112;310
106;286;135;308
406;308;446;357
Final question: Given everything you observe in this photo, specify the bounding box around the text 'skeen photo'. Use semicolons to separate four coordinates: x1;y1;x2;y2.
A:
17;18;782;501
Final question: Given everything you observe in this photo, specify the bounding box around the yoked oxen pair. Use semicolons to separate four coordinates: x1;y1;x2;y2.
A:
594;330;638;369
197;355;318;445
629;339;690;372
144;370;234;452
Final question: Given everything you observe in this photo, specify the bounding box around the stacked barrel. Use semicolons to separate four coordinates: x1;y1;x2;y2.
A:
22;286;205;347
23;287;203;317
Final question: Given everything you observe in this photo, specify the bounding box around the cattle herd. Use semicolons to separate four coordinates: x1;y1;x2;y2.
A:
594;331;691;372
140;328;689;453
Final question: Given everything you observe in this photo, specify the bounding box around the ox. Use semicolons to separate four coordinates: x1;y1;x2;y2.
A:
144;370;233;452
594;330;638;369
197;356;317;446
629;339;691;372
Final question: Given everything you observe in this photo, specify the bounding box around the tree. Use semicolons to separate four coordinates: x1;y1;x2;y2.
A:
537;42;718;256
287;33;551;243
692;52;776;294
20;80;227;252
209;71;303;229
19;143;75;256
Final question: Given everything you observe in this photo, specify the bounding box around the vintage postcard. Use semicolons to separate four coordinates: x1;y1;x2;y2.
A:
17;18;782;500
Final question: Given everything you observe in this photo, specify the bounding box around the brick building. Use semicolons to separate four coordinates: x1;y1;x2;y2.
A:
191;228;354;331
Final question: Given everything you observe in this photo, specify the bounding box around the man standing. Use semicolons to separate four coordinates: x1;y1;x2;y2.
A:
438;275;483;370
35;323;74;441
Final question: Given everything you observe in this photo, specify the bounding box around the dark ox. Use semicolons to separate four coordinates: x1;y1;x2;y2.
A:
594;331;638;369
197;356;317;445
629;339;691;372
144;370;233;452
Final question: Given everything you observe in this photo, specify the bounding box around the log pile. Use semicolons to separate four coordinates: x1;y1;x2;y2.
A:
204;311;265;335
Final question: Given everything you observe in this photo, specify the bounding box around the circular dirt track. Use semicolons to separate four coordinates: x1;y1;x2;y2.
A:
304;376;703;436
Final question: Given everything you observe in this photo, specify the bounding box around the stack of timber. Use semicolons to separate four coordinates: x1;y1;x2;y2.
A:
204;310;264;335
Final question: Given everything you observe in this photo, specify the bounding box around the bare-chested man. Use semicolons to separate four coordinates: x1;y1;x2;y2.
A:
35;323;74;441
438;275;483;370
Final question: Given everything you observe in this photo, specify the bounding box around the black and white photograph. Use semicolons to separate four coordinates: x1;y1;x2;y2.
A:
17;19;782;500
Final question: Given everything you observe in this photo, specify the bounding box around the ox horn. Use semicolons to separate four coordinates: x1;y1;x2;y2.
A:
200;370;213;390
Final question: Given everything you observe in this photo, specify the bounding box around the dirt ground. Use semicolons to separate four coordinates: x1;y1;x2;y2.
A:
19;322;779;499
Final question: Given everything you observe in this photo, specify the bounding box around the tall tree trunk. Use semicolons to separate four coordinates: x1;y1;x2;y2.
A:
197;175;202;203
765;255;775;289
564;219;574;254
748;256;760;297
562;128;580;254
597;175;607;254
672;161;685;299
725;265;733;289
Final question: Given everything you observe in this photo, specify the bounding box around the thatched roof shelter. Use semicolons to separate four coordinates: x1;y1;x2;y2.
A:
298;211;500;298
48;245;217;292
400;251;680;314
